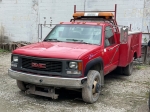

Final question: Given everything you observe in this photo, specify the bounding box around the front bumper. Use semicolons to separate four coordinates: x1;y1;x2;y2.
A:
8;69;86;88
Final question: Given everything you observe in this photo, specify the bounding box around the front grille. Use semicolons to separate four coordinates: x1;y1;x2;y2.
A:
22;58;62;73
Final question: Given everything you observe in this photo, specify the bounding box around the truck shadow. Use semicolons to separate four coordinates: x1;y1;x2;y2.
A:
19;72;134;106
18;71;130;105
104;71;128;84
19;89;84;104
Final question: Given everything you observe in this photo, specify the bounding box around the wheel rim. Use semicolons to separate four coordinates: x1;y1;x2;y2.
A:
92;80;97;94
92;77;100;95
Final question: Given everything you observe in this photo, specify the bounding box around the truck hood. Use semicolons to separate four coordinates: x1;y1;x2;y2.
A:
13;42;100;59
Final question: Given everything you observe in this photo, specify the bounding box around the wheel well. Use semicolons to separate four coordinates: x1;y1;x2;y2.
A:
90;63;101;73
84;58;104;77
134;52;137;59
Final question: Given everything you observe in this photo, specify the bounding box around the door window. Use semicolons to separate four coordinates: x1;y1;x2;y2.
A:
105;26;115;47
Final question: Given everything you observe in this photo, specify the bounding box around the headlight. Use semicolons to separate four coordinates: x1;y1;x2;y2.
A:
13;56;18;62
69;62;78;69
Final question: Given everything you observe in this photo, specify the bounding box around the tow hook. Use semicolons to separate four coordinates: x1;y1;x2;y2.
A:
95;83;101;93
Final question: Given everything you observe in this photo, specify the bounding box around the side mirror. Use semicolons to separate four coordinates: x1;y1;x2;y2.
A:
120;27;128;44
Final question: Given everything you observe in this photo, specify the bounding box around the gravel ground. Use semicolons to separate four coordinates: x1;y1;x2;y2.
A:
0;52;150;112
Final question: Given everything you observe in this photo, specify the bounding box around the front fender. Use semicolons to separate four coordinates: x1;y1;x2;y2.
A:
84;57;104;86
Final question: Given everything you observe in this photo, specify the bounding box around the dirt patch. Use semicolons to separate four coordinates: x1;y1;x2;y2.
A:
0;53;150;112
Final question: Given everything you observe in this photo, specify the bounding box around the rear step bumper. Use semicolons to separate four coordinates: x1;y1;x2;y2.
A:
8;69;86;88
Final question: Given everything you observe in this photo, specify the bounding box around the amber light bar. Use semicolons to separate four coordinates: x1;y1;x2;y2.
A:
73;12;113;18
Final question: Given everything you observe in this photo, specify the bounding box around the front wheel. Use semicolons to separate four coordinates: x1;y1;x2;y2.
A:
82;70;101;103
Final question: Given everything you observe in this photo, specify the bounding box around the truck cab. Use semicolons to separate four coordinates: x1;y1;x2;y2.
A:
8;8;142;103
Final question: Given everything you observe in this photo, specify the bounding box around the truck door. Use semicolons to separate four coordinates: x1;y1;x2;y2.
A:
103;26;119;74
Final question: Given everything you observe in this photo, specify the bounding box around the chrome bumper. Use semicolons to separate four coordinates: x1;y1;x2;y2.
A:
8;69;86;88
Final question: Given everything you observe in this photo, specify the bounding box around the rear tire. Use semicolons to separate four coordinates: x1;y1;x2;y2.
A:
82;70;101;103
16;80;26;91
123;62;133;76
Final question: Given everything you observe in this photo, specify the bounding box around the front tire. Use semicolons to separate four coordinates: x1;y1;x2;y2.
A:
16;80;26;91
82;70;101;103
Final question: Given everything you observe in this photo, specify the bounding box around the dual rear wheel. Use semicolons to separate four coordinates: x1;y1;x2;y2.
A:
116;62;133;76
123;62;133;76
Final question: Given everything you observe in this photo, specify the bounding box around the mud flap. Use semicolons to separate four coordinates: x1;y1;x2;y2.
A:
25;85;59;99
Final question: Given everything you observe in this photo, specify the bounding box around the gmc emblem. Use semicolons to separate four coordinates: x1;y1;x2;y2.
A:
31;62;46;68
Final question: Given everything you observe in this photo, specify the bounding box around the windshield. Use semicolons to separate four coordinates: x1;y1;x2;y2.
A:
44;24;102;45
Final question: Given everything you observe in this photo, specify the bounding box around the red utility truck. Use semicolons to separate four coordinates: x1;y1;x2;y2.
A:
8;5;142;103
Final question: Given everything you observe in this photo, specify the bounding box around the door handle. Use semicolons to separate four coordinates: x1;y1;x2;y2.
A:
108;48;113;51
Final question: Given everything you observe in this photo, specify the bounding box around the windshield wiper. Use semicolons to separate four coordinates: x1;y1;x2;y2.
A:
66;39;90;44
66;39;84;42
44;39;61;42
80;41;91;44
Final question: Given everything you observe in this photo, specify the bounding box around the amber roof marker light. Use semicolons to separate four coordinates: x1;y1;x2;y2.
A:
73;12;114;19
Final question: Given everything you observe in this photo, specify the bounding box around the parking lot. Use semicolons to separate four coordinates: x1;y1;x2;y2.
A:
0;52;150;112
